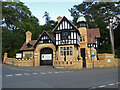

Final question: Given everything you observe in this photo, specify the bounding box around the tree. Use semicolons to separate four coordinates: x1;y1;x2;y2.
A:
2;1;41;57
42;11;57;34
43;11;51;24
69;2;120;56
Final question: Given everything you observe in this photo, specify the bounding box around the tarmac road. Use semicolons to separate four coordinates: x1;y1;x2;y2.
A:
2;64;120;89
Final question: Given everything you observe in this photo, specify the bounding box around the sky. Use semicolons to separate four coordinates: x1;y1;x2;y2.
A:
21;0;83;25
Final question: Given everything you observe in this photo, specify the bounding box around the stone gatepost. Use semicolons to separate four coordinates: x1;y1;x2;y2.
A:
34;52;39;66
53;52;56;67
3;52;7;63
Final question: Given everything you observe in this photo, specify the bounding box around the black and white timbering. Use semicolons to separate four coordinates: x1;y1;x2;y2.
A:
53;16;80;46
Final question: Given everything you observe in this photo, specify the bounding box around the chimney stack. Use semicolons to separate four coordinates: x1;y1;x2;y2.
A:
57;16;62;23
26;31;32;43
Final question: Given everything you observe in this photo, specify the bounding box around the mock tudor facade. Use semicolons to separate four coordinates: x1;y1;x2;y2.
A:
20;14;100;68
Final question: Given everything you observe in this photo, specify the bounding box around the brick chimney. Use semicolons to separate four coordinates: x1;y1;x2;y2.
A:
57;16;62;23
26;31;32;43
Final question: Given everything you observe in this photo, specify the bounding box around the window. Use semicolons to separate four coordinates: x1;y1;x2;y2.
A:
60;47;72;56
80;37;82;42
80;36;85;42
61;32;70;40
70;47;72;55
25;54;32;57
27;43;32;48
60;47;63;56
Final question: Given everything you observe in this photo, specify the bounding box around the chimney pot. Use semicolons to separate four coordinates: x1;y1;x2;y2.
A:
57;16;62;23
26;31;32;43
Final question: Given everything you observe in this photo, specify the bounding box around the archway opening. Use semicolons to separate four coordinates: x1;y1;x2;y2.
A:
40;48;53;65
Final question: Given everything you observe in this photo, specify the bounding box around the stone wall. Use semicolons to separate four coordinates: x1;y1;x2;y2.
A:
86;53;120;68
3;53;34;66
4;58;34;66
54;60;83;69
3;52;119;69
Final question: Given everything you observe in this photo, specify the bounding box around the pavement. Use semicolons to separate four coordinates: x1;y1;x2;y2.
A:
2;64;120;89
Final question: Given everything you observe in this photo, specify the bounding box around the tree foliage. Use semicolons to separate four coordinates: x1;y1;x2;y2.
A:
2;1;41;57
42;11;57;34
2;2;57;58
69;2;120;56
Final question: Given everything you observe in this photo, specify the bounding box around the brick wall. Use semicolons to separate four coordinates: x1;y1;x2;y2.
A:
4;58;34;66
54;60;83;69
86;54;120;68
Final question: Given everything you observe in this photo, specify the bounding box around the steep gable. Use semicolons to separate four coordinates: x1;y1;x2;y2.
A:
87;28;100;44
53;16;80;35
34;30;55;47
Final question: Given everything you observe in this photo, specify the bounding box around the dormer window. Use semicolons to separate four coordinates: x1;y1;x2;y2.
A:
27;43;32;48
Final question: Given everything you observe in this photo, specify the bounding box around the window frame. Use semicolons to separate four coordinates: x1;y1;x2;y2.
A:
60;46;73;56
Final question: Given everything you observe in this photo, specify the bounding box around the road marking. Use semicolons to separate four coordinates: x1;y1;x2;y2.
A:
40;73;46;74
109;83;114;86
54;72;59;74
98;85;106;88
116;82;120;84
48;72;52;74
15;74;22;76
60;72;64;73
32;73;38;75
24;73;30;75
91;87;96;89
6;75;13;77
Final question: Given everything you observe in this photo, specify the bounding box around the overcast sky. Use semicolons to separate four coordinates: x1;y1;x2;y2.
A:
21;0;83;25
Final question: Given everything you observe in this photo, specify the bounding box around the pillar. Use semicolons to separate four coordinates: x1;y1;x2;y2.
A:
3;52;7;63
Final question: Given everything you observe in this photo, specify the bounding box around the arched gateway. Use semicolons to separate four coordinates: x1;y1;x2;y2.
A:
40;48;53;65
34;44;56;66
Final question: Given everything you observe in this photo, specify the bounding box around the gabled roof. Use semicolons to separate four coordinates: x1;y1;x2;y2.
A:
87;28;100;44
34;30;55;47
20;40;37;51
53;16;80;35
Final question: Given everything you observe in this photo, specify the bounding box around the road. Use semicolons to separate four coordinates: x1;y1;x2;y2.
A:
2;64;120;89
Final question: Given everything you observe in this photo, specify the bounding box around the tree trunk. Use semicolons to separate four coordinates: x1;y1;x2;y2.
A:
109;22;115;56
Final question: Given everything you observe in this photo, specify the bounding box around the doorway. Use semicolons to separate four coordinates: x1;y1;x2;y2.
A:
81;48;86;68
40;48;53;65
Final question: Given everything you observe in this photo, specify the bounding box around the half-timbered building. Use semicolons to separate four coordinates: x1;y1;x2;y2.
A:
20;14;100;68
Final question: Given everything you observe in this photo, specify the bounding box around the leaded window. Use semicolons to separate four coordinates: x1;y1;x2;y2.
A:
60;47;72;56
80;36;85;42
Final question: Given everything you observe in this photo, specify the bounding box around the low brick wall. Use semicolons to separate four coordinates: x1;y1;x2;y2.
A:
4;58;34;66
54;60;83;69
86;58;120;68
98;54;114;60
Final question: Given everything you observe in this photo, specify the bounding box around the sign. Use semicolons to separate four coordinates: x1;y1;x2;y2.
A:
41;54;52;60
108;59;111;63
16;53;22;58
91;55;95;57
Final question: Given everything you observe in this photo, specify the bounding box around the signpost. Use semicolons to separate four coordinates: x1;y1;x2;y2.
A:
91;54;95;68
